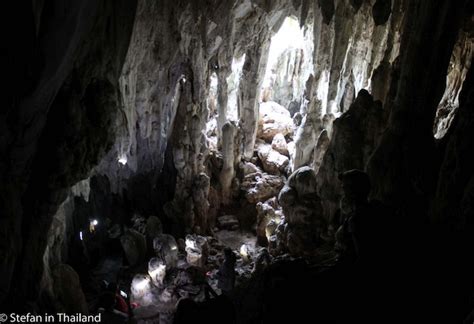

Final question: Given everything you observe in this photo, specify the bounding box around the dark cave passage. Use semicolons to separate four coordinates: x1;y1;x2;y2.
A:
1;0;474;323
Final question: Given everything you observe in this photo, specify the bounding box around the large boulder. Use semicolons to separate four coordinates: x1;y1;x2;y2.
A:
241;172;285;204
185;235;209;267
153;234;179;268
121;229;147;267
240;161;262;176
258;101;294;142
257;142;289;175
272;133;289;156
52;264;88;314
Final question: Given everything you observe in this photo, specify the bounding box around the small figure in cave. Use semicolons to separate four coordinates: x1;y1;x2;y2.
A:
217;247;237;294
334;169;381;263
107;282;129;315
97;285;128;323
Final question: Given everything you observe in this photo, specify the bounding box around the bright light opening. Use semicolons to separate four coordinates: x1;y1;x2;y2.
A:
79;231;83;241
227;54;246;122
262;16;313;107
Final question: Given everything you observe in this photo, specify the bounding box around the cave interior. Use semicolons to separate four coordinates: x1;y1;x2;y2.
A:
2;0;474;323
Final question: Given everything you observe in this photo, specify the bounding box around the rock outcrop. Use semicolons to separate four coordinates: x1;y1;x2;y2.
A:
258;101;294;142
278;167;326;256
317;90;386;221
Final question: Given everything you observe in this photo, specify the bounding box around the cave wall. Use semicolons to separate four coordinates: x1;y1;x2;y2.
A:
434;22;474;139
366;0;469;221
92;0;303;235
311;0;405;115
1;0;137;310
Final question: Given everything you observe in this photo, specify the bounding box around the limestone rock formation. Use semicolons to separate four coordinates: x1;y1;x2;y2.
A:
3;0;474;319
272;133;290;156
317;90;386;220
185;235;209;268
240;161;262;176
293;100;322;170
256;201;277;246
121;229;147;267
366;0;466;222
434;27;474;139
241;172;285;204
192;173;211;234
432;62;474;227
258;101;294;142
153;234;179;268
51;264;89;315
220;122;240;205
278;167;326;256
313;129;330;173
257;142;290;175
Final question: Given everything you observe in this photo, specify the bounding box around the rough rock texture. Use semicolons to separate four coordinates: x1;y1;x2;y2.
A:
40;180;89;309
432;63;474;227
257;101;294;142
1;0;137;308
192;173;211;234
4;0;474;319
257;142;290;175
185;235;209;268
317;90;386;220
92;0;301;237
366;0;468;222
312;129;330;173
312;0;404;115
121;229;147;267
278;167;325;256
271;133;289;156
220;122;240;205
153;234;178;268
240;161;262;176
256;199;282;246
241;172;285;204
51;264;89;314
239;26;272;159
293;99;322;169
433;27;474;139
